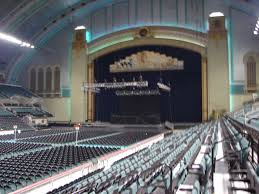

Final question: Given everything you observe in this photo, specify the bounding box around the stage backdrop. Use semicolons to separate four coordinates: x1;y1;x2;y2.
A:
94;45;202;123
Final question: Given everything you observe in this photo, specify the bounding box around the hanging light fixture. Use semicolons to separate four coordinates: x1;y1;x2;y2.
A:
0;32;35;48
115;89;160;96
83;80;148;90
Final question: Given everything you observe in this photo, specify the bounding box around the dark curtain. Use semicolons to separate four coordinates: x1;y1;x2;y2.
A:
94;45;202;123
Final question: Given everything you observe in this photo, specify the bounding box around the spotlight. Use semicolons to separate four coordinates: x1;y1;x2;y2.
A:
157;82;171;92
254;31;258;35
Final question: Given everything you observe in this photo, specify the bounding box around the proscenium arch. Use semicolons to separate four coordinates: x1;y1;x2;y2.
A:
87;26;208;121
88;26;207;61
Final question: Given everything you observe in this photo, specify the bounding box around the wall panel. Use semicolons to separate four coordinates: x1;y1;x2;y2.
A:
112;1;129;30
161;0;177;25
91;8;107;39
136;0;152;25
186;0;204;30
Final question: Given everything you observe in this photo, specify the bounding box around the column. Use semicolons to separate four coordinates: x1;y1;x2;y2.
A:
207;14;229;119
87;63;95;122
202;55;208;121
51;66;55;97
71;27;87;123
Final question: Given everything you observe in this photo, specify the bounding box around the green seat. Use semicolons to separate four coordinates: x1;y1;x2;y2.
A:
192;180;200;194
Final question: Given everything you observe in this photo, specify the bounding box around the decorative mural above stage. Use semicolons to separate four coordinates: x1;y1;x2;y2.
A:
109;51;184;73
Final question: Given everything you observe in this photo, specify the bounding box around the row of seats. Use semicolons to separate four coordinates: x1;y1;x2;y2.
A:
230;100;259;193
223;118;249;167
221;117;256;194
0;145;118;193
0;142;49;157
0;108;14;117
0;84;38;98
176;121;218;194
48;123;213;194
20;130;116;144
80;131;159;146
10;107;51;117
0;116;34;131
0;127;76;141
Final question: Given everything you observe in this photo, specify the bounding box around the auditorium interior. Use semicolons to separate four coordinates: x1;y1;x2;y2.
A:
0;0;258;194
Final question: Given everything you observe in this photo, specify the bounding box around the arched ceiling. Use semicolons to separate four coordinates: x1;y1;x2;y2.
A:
0;0;119;78
0;0;258;82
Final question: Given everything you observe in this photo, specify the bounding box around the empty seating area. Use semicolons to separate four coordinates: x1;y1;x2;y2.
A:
0;127;75;141
10;107;52;117
47;123;215;194
0;125;161;193
80;131;159;146
0;142;49;157
0;84;38;98
0;101;257;194
234;101;259;131
0;116;34;131
0;108;14;117
19;130;117;144
214;117;256;194
0;145;118;193
222;116;259;194
176;122;218;194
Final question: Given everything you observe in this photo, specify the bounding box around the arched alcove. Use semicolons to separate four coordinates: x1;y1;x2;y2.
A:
38;68;44;96
46;67;52;96
54;66;61;96
30;68;36;92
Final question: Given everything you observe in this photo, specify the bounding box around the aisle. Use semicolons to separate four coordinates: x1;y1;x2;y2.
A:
213;122;230;194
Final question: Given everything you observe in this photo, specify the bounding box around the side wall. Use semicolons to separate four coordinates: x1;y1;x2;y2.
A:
229;8;259;110
41;98;71;122
18;0;206;93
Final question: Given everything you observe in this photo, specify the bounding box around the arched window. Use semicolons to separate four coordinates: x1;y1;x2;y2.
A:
54;67;60;96
246;56;257;93
30;68;36;92
38;68;44;96
46;67;52;96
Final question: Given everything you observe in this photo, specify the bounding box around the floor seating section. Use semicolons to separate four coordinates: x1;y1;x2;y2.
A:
0;142;49;157
19;130;117;144
80;131;158;146
0;146;118;193
0;127;159;193
47;123;216;194
0;127;75;141
0;107;256;194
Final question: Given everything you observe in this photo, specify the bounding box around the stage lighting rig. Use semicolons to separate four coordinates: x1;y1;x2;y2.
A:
157;82;171;92
83;80;148;90
115;89;160;96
